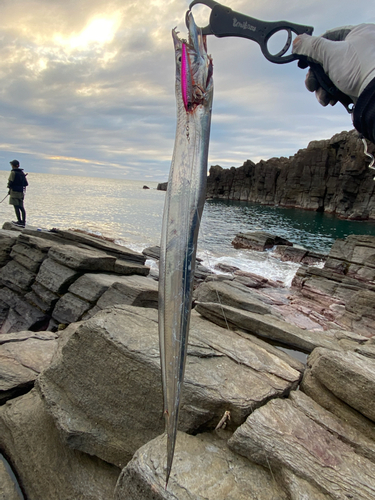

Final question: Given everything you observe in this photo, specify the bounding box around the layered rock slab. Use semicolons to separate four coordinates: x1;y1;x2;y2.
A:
0;389;119;500
231;231;292;251
194;280;272;315
0;229;17;266
0;287;48;333
37;305;301;468
36;257;80;294
292;234;375;335
52;274;158;324
0;225;152;332
195;301;341;353
301;347;375;426
228;392;375;500
17;226;146;264
0;260;36;293
301;368;375;443
96;275;158;310
0;330;57;403
114;431;288;500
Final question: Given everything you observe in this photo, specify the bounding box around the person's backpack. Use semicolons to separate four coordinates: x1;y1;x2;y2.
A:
10;169;28;192
21;170;28;189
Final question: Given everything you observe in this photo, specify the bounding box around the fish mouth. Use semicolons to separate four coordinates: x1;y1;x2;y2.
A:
172;12;213;112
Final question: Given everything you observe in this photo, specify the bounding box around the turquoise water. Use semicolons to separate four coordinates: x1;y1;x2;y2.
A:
0;171;374;284
202;199;375;255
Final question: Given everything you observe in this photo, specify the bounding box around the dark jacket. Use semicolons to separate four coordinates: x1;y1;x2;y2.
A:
8;169;28;193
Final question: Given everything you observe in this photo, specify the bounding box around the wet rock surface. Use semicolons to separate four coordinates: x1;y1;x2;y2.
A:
231;231;292;251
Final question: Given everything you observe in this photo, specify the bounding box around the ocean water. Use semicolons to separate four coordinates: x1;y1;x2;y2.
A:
1;170;375;285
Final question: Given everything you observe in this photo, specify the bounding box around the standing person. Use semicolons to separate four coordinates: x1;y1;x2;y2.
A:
7;159;28;228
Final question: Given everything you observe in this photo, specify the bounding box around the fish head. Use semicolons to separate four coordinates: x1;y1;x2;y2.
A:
172;12;213;112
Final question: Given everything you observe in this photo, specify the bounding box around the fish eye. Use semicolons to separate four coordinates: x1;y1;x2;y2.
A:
178;56;181;62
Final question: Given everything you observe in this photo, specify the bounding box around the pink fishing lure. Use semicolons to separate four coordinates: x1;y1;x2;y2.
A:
181;43;189;111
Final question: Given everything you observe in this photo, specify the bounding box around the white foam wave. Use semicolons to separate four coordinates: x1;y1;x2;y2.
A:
198;249;300;287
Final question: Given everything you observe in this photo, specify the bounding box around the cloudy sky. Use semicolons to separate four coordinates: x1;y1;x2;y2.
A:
0;0;374;182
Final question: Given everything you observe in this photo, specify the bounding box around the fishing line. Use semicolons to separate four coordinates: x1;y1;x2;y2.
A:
265;453;277;486
197;207;280;482
0;193;9;204
196;209;231;332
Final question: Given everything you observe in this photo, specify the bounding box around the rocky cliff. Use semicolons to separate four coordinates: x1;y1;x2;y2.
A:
207;129;375;220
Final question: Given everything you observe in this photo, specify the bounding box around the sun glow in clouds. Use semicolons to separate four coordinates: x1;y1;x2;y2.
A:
54;14;121;51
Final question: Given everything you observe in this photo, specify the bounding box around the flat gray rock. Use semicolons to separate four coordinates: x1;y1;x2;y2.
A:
69;273;120;302
69;273;152;303
0;288;48;334
273;245;308;263
17;233;56;252
114;431;288;500
0;330;57;403
52;292;92;324
305;347;375;422
142;245;160;260
228;395;375;500
278;468;331;500
231;231;292;251
0;260;36;293
0;389;120;500
23;227;146;264
37;305;300;468
10;241;47;273
301;367;375;442
24;290;53;314
56;229;146;263
96;275;158;310
355;342;375;359
0;330;57;345
114;259;150;276
194;280;271;315
326;234;375;269
195;302;341;353
289;391;375;463
49;244;116;271
35;258;80;294
0;231;17;267
345;289;375;319
30;281;59;309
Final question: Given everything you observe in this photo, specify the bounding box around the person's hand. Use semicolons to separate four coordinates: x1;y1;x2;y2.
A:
292;24;375;106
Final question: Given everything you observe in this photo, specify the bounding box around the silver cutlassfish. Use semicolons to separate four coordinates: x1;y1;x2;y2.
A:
158;11;213;486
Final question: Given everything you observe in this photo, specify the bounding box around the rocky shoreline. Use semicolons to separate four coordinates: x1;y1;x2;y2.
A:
206;130;375;220
0;223;375;499
158;130;375;221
